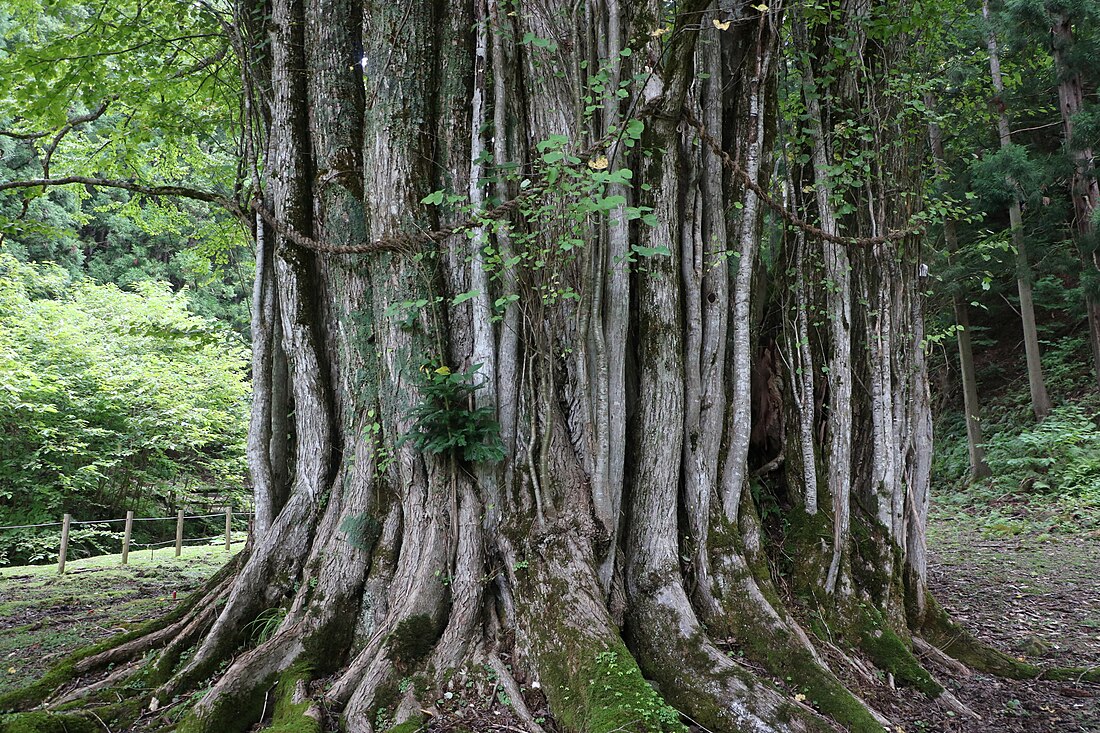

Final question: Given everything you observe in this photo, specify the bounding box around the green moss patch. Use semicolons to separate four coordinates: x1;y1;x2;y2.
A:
387;614;440;666
0;711;98;733
859;623;942;697
263;663;321;733
551;644;686;733
176;674;274;733
383;715;426;733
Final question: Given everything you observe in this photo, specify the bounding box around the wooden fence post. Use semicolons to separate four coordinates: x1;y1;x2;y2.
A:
122;510;134;565
175;510;184;557
58;513;71;574
225;507;232;551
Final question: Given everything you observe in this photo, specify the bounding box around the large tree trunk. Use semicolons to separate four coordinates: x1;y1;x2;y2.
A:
11;2;1093;732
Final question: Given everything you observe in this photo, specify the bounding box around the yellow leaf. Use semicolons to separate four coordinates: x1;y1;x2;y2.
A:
7;667;15;674
793;693;806;702
650;27;670;38
434;366;451;375
588;155;609;170
753;3;769;11
712;18;731;30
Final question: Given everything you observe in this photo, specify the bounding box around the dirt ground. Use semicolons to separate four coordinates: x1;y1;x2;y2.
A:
1;529;1098;732
884;521;1100;733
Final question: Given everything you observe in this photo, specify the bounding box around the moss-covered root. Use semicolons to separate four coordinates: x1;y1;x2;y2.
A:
175;679;273;733
177;663;322;733
757;642;889;733
0;595;206;713
919;598;1100;683
628;589;834;733
858;617;942;698
382;717;426;733
543;638;688;733
0;712;99;733
263;664;323;733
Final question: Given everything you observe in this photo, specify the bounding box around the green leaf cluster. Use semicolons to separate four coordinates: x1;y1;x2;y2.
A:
398;363;504;464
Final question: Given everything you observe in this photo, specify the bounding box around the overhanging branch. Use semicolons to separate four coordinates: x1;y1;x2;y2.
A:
0;176;242;217
43;97;119;179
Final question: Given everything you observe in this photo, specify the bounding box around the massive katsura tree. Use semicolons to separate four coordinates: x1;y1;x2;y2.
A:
6;1;1099;732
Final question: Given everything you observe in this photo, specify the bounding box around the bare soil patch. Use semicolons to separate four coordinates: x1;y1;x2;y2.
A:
894;521;1100;732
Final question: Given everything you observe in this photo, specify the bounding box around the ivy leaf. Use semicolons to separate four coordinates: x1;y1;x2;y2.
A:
450;289;480;306
631;243;671;258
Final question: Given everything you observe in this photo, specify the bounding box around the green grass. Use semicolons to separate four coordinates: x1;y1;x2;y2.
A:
0;541;243;696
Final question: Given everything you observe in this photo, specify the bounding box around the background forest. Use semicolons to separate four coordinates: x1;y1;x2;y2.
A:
0;4;253;563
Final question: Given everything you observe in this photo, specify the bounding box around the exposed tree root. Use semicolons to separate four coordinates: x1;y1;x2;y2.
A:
918;597;1100;683
0;552;246;715
702;528;891;732
912;636;971;677
6;526;1091;733
261;664;323;733
628;574;833;733
514;532;687;733
161;495;322;702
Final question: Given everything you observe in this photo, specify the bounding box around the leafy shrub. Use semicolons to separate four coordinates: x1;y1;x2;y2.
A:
0;526;123;566
0;255;249;542
399;362;505;463
984;405;1100;495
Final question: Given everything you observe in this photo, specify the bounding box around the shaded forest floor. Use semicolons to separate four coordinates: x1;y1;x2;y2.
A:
1;527;1098;731
878;519;1100;733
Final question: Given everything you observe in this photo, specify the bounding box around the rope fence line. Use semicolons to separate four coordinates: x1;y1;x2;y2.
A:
0;521;64;530
254;101;921;262
0;512;253;532
129;532;248;550
0;508;254;573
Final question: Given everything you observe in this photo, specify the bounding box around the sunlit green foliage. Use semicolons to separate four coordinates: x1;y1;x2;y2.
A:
0;255;249;552
0;0;251;333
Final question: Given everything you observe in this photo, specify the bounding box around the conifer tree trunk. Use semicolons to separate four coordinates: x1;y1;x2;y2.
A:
927;105;990;480
983;0;1051;420
1051;11;1100;392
